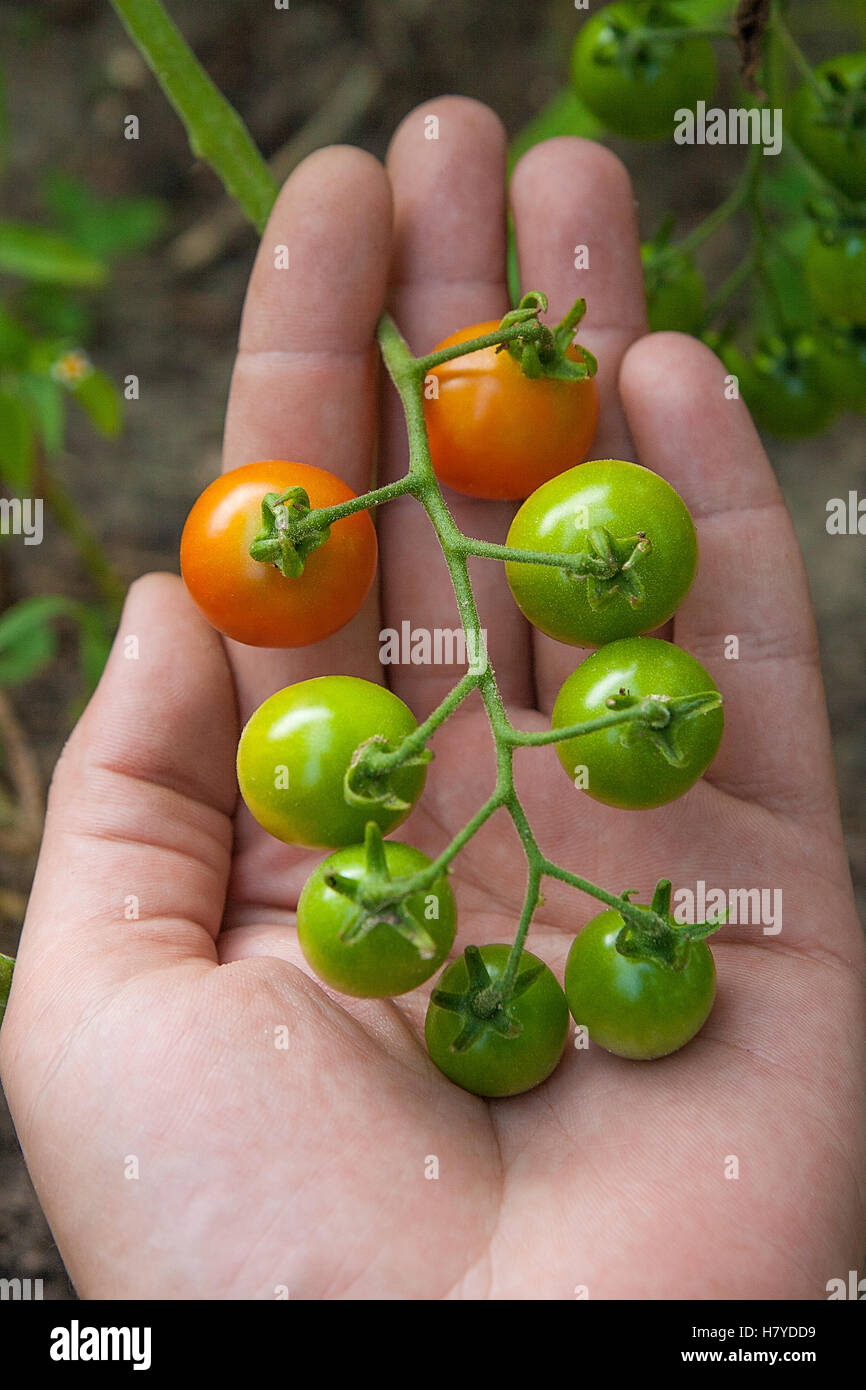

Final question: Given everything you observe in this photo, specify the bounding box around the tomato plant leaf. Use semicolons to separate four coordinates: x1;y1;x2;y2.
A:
0;389;35;492
71;368;122;438
0;223;107;287
16;373;66;457
0;596;71;684
40;171;167;261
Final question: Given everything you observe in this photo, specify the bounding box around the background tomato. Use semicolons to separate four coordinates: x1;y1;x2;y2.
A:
425;321;598;500
425;945;569;1098
641;245;706;334
564;908;716;1059
805;229;866;326
180;460;377;647
571;2;717;141
791;53;866;202
505;459;697;647
721;338;836;440
815;323;866;411
236;676;427;847
297;841;456;997
551;636;724;809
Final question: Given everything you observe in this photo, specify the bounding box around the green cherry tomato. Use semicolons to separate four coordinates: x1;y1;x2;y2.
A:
236;676;427;848
551;636;724;809
564;908;716;1060
505;459;697;647
721;337;836;440
815;323;866;411
297;842;456;997
425;946;570;1098
571;2;716;141
641;246;706;335
806;229;866;326
791;53;866;203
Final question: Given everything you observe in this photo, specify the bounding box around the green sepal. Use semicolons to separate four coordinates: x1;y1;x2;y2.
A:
429;944;535;1054
613;876;724;971
606;689;723;767
344;735;432;812
323;822;439;958
248;487;330;578
578;526;651;610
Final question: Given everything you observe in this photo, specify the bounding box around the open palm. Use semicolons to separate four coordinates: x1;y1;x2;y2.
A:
2;100;863;1300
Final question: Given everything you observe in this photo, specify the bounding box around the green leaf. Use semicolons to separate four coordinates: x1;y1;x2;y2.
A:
72;368;122;438
508;88;601;174
0;953;14;1024
669;0;734;21
16;373;66;457
40;171;167;261
0;307;33;368
0;389;35;491
0;597;72;684
0;223;107;287
19;282;94;339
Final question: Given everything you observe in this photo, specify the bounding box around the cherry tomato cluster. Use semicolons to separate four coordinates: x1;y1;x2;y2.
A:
568;3;866;433
180;299;724;1100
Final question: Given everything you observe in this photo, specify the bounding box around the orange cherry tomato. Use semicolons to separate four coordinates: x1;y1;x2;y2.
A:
180;460;377;647
424;321;599;500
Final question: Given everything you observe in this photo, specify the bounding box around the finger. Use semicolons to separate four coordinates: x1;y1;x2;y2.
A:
619;332;839;820
5;576;236;1017
379;97;533;716
510;138;648;712
220;146;393;722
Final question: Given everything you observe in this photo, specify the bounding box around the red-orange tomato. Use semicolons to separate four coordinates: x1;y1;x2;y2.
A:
180;460;377;647
424;321;599;500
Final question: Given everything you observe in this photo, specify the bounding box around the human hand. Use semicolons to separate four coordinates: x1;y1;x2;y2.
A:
2;99;863;1299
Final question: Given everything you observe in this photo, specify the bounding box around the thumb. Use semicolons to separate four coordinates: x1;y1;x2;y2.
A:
1;574;238;1046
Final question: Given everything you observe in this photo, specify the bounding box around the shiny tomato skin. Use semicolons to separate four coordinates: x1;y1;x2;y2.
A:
236;676;426;848
297;842;456;998
564;908;716;1059
551;636;724;809
425;945;570;1098
806;230;866;326
180;460;377;647
505;459;697;646
424;321;599;500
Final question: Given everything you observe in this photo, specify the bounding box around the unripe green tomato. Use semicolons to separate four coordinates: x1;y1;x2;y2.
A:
791;53;866;203
425;946;570;1098
805;229;866;326
505;459;697;647
571;2;717;141
236;676;427;848
641;246;706;334
551;636;724;810
564;909;716;1060
721;340;836;440
297;842;456;998
814;324;866;412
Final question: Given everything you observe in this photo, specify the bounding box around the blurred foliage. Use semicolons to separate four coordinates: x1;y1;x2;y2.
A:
0;57;165;726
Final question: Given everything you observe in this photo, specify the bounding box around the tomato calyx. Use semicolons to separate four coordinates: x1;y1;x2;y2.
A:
322;822;440;957
430;944;545;1052
807;62;866;141
591;4;688;84
614;879;722;971
605;687;723;766
344;734;433;813
498;292;598;383
580;526;652;609
248;486;331;578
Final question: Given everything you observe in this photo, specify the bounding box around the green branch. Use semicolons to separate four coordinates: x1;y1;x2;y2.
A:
108;0;278;233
